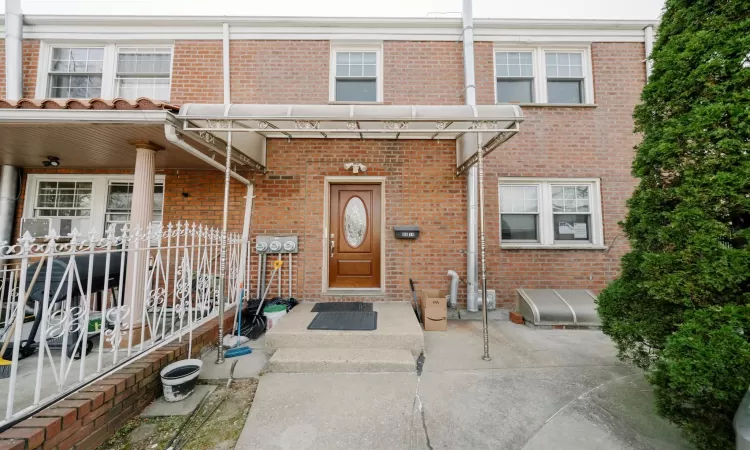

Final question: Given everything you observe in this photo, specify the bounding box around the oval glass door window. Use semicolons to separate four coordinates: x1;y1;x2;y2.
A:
344;196;367;248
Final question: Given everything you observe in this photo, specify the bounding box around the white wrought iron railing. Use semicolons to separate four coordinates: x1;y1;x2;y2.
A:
0;222;250;427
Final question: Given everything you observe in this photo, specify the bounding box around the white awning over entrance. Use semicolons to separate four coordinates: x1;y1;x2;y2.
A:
175;104;524;175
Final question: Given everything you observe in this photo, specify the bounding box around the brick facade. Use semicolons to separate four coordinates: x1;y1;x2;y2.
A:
250;139;465;303
22;40;39;99
230;40;330;104
3;36;646;308
170;40;225;104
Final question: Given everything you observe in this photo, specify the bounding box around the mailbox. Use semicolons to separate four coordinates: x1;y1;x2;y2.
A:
394;226;420;240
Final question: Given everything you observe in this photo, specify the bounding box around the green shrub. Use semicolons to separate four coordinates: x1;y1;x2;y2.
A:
597;0;750;370
650;305;750;450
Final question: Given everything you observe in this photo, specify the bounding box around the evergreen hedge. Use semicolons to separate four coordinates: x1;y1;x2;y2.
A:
596;0;750;447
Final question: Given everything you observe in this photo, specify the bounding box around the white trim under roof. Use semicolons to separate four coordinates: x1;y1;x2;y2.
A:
18;15;659;42
0;109;171;123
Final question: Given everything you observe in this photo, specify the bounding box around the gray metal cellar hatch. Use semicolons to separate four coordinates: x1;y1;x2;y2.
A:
517;289;601;328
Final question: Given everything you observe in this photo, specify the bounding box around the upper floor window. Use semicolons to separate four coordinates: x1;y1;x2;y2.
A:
495;51;534;103
48;47;104;98
329;43;382;103
115;47;172;100
39;43;173;101
495;47;593;105
545;52;585;104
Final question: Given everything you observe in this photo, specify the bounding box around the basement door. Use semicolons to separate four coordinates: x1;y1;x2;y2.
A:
329;184;382;288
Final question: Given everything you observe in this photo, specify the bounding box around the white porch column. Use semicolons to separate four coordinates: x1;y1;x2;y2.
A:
125;140;162;342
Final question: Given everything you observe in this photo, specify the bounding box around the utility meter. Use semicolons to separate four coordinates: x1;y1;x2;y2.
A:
269;240;283;252
283;240;297;252
255;241;268;252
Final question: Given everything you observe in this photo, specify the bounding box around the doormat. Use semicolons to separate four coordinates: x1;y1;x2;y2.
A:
311;302;373;313
307;311;378;331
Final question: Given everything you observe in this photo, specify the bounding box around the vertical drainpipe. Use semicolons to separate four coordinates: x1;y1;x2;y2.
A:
1;0;23;252
644;25;654;79
462;0;479;312
5;0;23;101
222;22;231;104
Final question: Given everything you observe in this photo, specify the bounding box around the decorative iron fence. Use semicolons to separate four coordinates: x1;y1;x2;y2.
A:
0;222;250;427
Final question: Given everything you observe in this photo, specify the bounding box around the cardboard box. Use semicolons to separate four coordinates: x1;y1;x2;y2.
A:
420;289;448;331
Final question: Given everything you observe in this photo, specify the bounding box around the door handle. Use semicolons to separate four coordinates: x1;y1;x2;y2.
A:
330;233;335;258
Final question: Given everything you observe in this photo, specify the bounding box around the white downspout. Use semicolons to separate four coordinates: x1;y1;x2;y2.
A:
4;0;23;101
462;0;479;312
2;1;23;254
222;22;231;104
644;25;654;78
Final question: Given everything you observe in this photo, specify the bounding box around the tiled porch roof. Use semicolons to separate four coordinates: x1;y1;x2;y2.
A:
0;97;180;112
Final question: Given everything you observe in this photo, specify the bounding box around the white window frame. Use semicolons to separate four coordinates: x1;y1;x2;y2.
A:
498;177;605;249
36;42;174;101
494;46;595;105
23;174;166;236
329;42;383;103
494;49;538;104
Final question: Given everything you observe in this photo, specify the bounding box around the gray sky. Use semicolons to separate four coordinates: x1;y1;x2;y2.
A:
3;0;664;20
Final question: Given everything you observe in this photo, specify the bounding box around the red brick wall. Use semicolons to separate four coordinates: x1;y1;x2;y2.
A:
478;42;645;306
249;139;466;303
22;40;40;99
383;41;465;105
170;40;224;104
229;40;330;104
474;41;497;105
0;39;38;99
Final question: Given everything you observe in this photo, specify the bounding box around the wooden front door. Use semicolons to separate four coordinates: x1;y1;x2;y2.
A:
329;184;382;288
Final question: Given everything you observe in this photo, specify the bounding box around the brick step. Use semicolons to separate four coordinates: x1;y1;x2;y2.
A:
268;347;416;373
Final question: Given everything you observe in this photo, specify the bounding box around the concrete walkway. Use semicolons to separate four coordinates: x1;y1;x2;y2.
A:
235;320;691;450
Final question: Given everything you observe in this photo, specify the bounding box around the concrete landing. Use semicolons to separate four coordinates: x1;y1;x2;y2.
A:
141;384;217;417
269;347;416;373
265;302;424;357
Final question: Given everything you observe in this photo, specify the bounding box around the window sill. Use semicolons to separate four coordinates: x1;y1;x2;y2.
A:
328;101;384;105
500;243;607;251
497;103;597;108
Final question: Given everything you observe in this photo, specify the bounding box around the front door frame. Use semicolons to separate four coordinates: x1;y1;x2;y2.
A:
322;176;386;295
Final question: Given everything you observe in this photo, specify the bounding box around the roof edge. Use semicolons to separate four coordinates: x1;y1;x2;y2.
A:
20;15;659;30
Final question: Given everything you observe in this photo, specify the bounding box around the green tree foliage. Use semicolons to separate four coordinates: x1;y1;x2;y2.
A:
597;0;750;447
650;306;750;450
598;0;750;370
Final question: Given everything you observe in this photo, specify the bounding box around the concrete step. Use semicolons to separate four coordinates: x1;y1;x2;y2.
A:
265;302;425;357
269;347;416;373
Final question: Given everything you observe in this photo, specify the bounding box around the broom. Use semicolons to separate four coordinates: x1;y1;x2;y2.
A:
0;256;47;379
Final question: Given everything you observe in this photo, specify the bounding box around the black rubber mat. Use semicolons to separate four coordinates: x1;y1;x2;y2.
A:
307;311;378;331
311;302;373;312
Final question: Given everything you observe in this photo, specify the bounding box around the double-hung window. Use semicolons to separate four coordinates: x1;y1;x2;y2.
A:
48;47;104;98
105;181;164;235
115;47;172;100
495;51;534;103
40;43;173;100
24;175;166;240
494;47;592;105
330;44;382;102
499;178;603;248
545;52;585;104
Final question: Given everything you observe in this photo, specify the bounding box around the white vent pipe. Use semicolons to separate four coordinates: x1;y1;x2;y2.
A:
5;0;23;101
462;0;479;313
447;270;459;308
